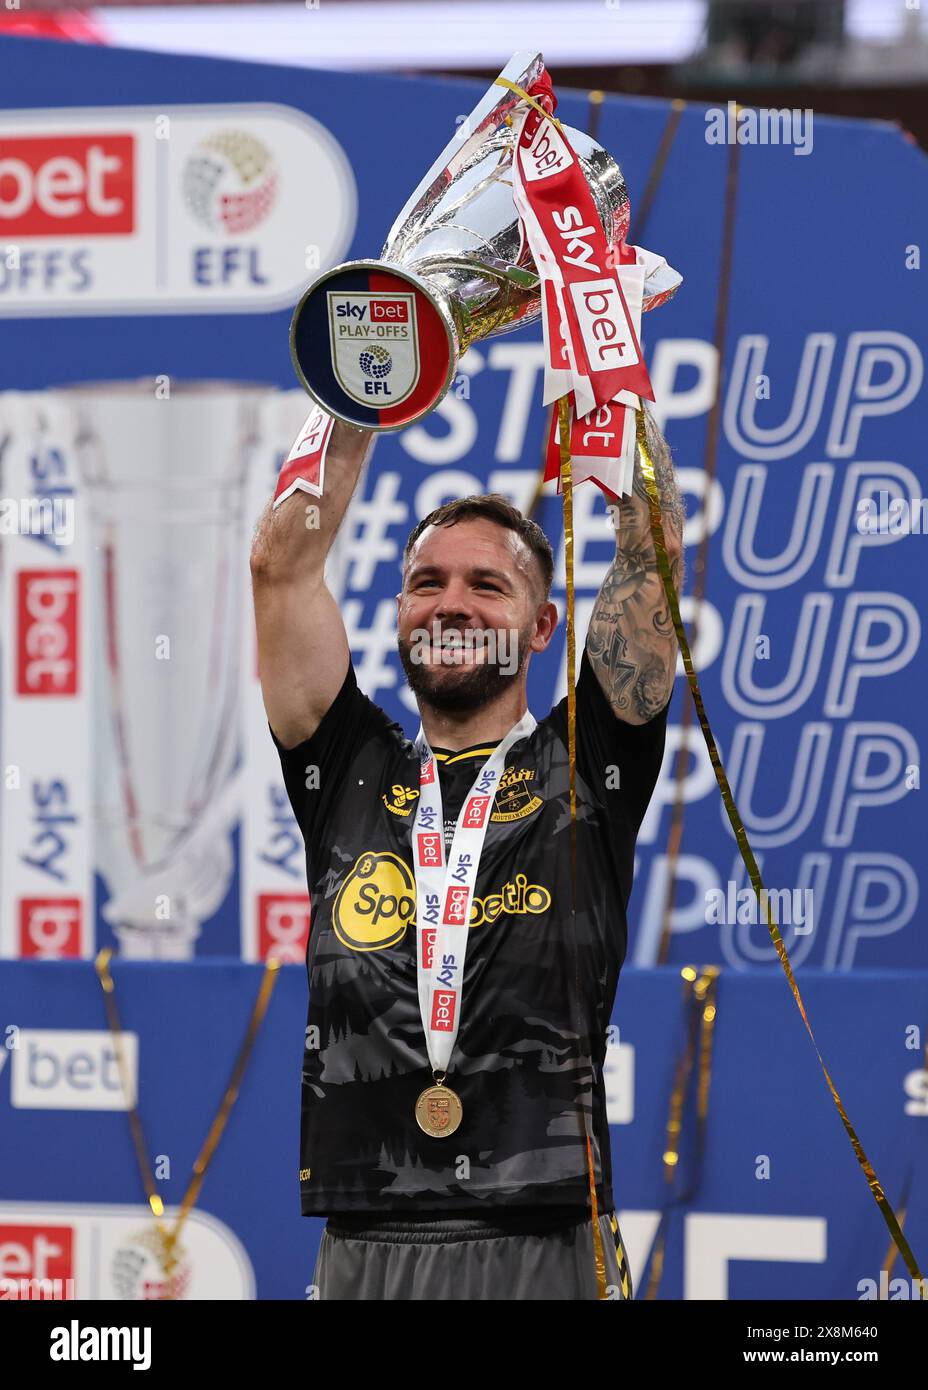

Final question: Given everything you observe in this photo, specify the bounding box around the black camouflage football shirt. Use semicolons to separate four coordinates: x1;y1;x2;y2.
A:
273;650;667;1214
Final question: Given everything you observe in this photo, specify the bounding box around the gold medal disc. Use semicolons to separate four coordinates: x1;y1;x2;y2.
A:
415;1083;463;1138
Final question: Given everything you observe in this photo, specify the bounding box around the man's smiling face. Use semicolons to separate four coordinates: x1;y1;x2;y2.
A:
397;516;554;713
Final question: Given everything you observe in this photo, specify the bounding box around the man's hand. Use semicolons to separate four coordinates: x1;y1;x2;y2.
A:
585;407;684;725
250;419;373;749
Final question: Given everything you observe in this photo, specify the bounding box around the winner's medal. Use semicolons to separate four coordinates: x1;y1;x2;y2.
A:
415;1075;464;1139
411;711;536;1136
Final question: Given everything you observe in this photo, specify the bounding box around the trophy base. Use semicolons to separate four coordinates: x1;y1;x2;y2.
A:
290;261;458;431
112;921;201;962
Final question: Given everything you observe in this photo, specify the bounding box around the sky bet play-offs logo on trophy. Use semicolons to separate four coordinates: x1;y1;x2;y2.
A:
328;289;419;410
293;263;454;429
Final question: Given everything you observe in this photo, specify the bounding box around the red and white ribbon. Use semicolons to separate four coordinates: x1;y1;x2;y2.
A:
509;80;664;497
273;403;333;507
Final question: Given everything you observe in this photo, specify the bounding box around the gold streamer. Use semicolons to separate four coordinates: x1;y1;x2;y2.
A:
493;73;919;1294
558;395;607;1301
644;968;698;1299
95;948;281;1292
635;410;925;1289
493;75;563;130
658;105;740;963
644;966;719;1299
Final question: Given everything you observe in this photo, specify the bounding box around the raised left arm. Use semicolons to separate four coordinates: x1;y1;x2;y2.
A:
585;407;685;725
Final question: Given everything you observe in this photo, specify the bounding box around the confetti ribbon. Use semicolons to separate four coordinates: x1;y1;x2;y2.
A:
95;948;281;1293
643;965;719;1299
635;410;925;1290
558;394;608;1301
503;70;923;1296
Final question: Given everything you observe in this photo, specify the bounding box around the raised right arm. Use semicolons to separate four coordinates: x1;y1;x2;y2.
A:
250;420;373;749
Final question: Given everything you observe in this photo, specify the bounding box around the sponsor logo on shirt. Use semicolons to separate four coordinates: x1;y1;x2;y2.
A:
469;873;551;927
382;784;420;817
331;854;551;949
332;851;415;951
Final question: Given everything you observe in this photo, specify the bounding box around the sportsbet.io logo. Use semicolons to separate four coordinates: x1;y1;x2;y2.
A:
360;345;393;380
182;130;278;235
333;852;415;952
332;853;551;951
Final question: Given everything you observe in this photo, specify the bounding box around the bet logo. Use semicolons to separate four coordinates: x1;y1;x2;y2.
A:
333;850;416;951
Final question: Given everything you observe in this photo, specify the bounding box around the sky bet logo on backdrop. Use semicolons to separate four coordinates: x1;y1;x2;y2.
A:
328;291;420;406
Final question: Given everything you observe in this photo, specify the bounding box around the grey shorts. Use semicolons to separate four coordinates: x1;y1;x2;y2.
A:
312;1209;634;1301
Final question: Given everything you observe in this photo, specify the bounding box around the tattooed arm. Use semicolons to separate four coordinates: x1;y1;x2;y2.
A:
585;407;684;725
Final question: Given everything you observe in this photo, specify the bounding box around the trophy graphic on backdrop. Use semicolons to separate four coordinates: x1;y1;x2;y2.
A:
62;381;272;959
282;51;680;502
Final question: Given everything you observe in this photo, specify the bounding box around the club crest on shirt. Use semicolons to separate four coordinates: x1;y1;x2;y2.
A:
382;784;421;817
491;766;544;823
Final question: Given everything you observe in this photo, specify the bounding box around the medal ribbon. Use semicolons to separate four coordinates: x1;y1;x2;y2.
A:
412;712;536;1077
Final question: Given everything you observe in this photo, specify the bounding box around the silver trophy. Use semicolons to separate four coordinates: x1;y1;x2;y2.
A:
290;50;680;431
61;380;272;959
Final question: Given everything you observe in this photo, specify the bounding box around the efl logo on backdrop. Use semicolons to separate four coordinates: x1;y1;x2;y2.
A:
0;1224;74;1301
0;135;134;235
430;989;457;1031
19;898;82;958
258;893;311;963
16;570;79;696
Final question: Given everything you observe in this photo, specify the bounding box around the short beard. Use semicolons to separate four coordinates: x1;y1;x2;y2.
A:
398;627;532;714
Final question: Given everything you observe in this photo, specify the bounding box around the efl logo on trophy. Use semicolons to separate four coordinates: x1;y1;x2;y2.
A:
327;290;420;407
